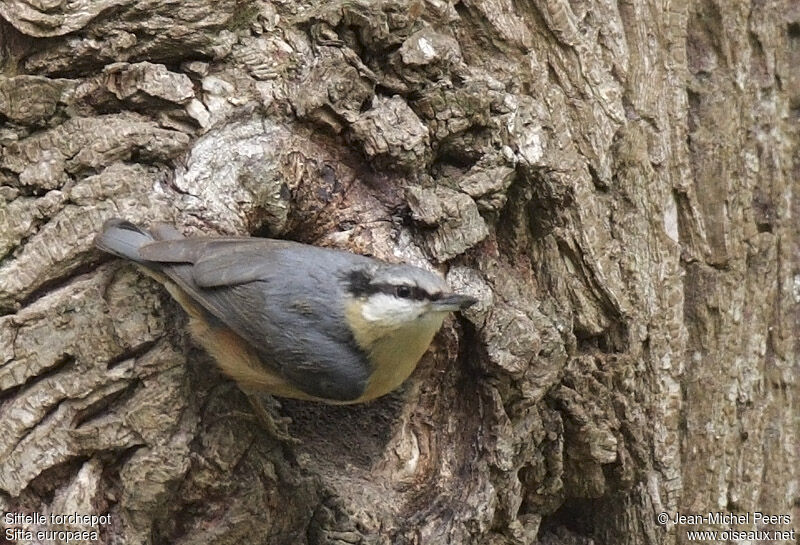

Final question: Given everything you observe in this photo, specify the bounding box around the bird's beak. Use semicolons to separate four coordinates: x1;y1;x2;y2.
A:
432;293;478;312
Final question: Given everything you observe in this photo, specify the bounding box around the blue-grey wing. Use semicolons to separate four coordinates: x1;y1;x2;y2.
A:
139;238;374;401
223;283;371;401
138;238;299;286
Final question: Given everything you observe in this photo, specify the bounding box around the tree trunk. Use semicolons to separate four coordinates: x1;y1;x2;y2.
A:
0;1;797;544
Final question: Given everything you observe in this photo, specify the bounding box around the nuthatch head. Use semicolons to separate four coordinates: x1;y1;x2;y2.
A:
95;219;476;404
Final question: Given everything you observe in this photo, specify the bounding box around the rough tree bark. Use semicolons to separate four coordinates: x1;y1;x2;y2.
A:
0;1;797;544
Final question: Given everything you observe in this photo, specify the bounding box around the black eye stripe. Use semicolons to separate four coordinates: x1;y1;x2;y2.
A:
374;283;430;301
344;270;440;301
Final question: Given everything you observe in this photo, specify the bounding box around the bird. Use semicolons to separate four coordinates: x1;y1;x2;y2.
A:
95;218;477;405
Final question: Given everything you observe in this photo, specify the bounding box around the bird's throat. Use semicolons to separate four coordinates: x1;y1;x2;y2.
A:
348;309;446;402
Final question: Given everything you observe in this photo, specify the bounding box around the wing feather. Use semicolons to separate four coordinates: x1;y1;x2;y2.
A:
136;236;373;401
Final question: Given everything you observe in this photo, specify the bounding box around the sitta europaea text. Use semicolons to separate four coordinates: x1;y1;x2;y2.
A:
95;219;476;403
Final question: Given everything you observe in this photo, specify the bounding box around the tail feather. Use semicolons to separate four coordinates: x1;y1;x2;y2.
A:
94;219;154;262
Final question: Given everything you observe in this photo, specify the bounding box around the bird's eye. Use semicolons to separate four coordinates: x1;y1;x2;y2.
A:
395;285;412;298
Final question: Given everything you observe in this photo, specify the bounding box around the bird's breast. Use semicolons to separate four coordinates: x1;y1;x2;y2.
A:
356;313;446;401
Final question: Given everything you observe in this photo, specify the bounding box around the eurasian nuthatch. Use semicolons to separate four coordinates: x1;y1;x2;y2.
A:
95;219;476;403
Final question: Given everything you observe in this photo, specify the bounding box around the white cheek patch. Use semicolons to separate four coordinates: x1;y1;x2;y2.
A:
362;293;424;324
